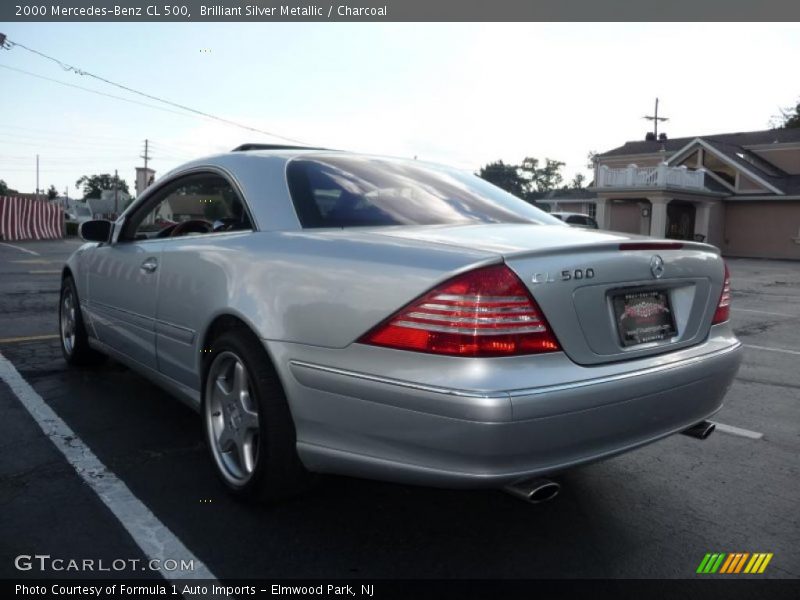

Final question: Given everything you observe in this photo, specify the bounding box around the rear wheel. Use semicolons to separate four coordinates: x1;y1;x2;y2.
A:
59;275;106;366
202;329;311;502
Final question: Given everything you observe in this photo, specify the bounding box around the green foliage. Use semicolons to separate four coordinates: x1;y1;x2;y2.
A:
65;221;79;237
780;101;800;128
47;185;58;200
520;157;565;192
586;151;598;170
0;179;19;196
570;173;587;189
75;173;130;199
477;156;567;200
477;161;526;197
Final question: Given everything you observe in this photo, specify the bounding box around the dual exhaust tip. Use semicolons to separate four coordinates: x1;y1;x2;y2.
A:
682;420;716;440
503;420;715;504
503;478;561;504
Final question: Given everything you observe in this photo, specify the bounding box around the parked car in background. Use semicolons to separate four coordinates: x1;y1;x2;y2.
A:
64;203;93;226
550;211;599;229
59;145;741;504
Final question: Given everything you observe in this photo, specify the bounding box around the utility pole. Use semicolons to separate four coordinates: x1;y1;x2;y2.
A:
140;139;150;171
35;154;40;201
644;97;669;139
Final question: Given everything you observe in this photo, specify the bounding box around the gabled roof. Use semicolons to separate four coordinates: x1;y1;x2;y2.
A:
665;138;784;195
600;127;800;196
599;127;800;158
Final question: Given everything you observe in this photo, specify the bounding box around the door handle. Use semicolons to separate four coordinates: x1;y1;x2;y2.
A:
140;257;158;273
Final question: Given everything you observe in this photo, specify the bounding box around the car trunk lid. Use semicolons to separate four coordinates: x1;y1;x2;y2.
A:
370;224;724;365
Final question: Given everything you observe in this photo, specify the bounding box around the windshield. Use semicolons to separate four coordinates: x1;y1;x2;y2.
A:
286;156;562;228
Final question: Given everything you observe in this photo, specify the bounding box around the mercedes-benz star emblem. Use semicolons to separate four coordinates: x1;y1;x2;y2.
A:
650;255;665;279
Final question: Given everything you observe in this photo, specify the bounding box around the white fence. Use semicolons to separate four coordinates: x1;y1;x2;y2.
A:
597;164;705;190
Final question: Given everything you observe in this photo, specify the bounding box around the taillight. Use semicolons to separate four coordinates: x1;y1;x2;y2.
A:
712;262;731;324
358;264;561;357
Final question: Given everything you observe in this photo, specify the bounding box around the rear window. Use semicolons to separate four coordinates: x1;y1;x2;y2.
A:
286;156;562;228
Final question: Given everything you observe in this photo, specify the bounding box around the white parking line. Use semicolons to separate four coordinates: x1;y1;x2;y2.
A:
714;422;764;440
733;307;797;318
0;241;40;256
0;352;219;583
743;344;800;356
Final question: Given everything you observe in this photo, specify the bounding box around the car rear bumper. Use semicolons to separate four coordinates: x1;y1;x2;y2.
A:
269;325;742;488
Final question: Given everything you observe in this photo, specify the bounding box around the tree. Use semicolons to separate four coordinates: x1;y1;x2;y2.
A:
772;98;800;129
520;157;565;192
75;173;130;199
570;173;587;189
478;156;567;200
586;151;598;170
47;185;58;200
0;180;19;196
477;161;526;197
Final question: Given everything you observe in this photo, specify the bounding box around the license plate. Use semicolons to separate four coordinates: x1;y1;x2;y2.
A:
613;290;676;347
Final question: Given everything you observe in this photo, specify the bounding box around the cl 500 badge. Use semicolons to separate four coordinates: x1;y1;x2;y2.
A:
532;268;595;284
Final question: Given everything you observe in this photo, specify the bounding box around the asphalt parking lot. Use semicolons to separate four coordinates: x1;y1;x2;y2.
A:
0;238;798;582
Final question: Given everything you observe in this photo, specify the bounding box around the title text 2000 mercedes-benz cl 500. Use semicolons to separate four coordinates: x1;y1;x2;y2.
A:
59;145;741;503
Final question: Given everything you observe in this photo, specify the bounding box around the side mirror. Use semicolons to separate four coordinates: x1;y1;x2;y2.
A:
79;220;113;243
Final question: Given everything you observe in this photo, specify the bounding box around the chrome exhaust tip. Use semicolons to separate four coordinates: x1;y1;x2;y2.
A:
503;478;561;504
682;420;716;440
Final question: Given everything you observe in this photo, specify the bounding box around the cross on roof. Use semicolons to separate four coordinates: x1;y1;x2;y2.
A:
643;97;669;138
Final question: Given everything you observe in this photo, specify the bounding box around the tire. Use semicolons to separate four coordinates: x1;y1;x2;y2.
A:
202;328;311;502
59;275;106;366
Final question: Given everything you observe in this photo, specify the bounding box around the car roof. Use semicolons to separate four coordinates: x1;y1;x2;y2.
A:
551;211;592;218
134;146;475;233
231;143;331;153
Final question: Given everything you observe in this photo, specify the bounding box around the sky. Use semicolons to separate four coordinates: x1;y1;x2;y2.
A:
0;22;799;196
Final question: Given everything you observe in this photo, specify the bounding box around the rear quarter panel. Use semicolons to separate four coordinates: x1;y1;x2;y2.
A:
154;230;496;389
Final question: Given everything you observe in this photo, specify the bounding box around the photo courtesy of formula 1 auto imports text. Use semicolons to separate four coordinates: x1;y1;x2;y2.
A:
0;1;799;599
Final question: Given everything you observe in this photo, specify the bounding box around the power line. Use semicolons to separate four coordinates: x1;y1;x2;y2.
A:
0;129;198;160
0;123;146;144
0;131;139;150
0;137;142;152
3;37;311;145
1;156;139;162
0;64;204;119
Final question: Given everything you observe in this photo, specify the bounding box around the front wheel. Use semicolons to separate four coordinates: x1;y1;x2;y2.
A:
59;275;106;366
202;329;311;502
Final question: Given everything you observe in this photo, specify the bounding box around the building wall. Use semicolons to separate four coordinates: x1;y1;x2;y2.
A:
552;202;588;213
608;201;643;234
706;202;726;249
722;201;800;260
737;174;768;193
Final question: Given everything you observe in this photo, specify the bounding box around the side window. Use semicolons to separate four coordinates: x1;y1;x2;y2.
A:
127;174;252;241
566;215;584;225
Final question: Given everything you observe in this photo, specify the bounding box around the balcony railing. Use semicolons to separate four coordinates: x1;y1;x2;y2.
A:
596;164;705;190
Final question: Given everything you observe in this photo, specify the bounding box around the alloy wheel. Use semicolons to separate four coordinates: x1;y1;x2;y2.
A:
60;287;76;356
205;351;261;485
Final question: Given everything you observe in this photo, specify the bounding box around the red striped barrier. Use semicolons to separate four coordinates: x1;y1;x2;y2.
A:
0;196;64;241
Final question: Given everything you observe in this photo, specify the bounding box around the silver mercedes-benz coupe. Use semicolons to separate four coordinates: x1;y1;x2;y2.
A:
60;145;742;503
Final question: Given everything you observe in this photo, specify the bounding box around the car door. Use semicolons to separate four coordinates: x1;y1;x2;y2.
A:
85;233;163;370
153;173;255;390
